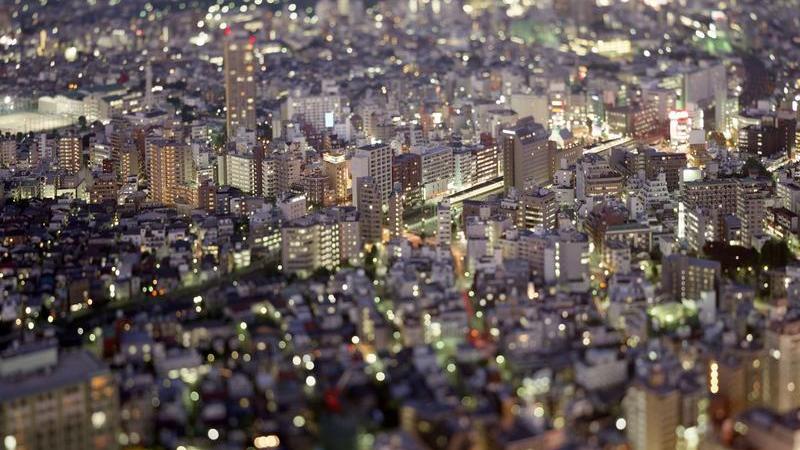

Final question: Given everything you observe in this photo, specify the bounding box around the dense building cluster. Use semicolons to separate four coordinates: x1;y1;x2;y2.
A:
2;0;800;449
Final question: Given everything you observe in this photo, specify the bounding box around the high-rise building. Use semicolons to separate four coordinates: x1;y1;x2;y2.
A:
57;134;82;175
474;144;501;181
620;147;687;192
90;172;120;204
145;139;182;205
221;153;257;195
0;138;16;168
623;350;707;450
501;117;553;193
736;178;772;248
437;199;452;246
661;254;720;302
623;374;681;450
280;207;361;277
738;124;785;157
777;111;797;158
606;103;659;139
392;153;422;206
387;184;404;239
0;343;119;450
283;88;345;132
679;178;738;242
301;169;327;206
352;143;393;204
412;144;453;200
323;151;349;204
765;318;800;412
707;348;765;418
224;35;257;138
356;176;382;245
575;154;624;201
281;214;341;277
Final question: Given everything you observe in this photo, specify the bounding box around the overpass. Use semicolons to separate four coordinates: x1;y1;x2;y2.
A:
446;176;505;205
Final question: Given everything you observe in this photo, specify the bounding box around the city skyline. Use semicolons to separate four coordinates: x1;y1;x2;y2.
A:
1;1;800;450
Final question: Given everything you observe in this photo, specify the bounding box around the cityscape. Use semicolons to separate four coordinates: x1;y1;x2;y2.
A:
1;0;800;449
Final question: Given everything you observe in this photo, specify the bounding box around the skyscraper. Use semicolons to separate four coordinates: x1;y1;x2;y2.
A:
224;34;257;138
501;117;553;193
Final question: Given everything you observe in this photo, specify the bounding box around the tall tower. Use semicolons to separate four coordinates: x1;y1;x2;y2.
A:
146;139;182;205
224;33;257;138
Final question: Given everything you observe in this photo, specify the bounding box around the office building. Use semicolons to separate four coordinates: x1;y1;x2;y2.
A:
575;154;624;201
501;117;553;193
519;188;557;231
412;144;453;200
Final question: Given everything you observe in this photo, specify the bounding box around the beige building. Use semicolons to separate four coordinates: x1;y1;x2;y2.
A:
323;151;349;204
387;187;404;239
145;139;182;205
352;143;393;204
623;378;681;450
356;176;383;245
519;188;557;231
736;178;772;248
501;117;553;193
0;343;119;450
280;207;361;277
765;319;800;412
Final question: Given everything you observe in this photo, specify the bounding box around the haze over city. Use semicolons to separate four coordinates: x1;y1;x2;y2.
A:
1;1;800;450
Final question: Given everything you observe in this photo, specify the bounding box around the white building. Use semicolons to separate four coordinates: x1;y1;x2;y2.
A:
351;143;393;204
412;144;453;200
